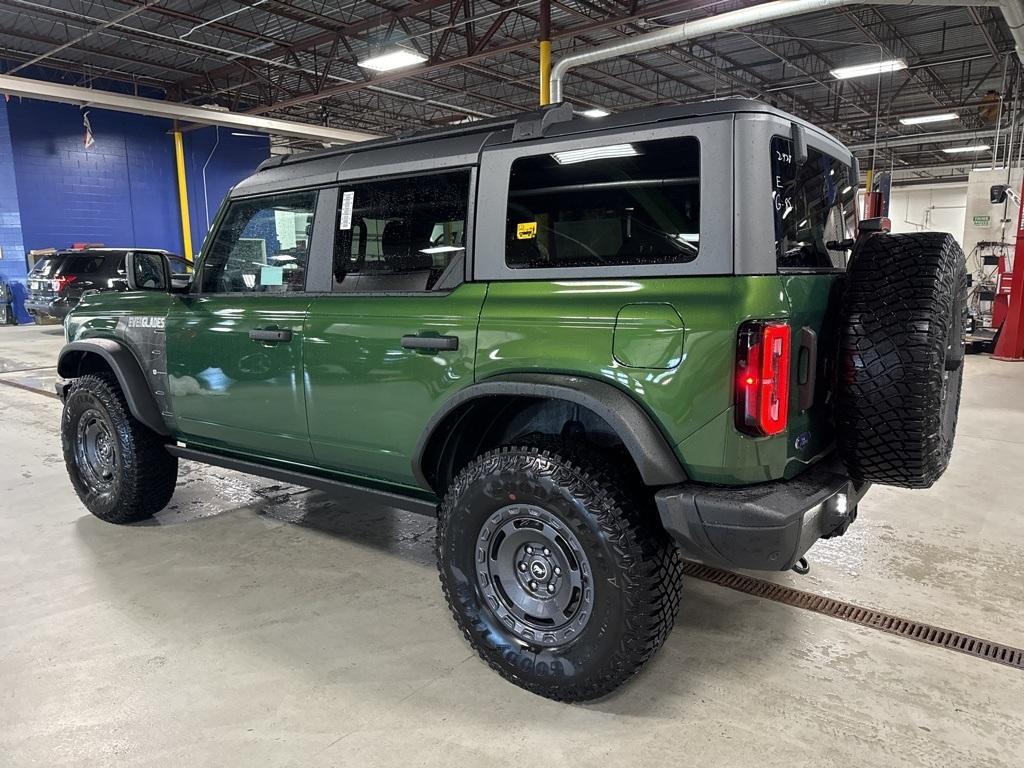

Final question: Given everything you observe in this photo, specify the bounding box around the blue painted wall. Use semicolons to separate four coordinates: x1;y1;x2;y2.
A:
0;97;30;322
0;91;268;280
6;99;182;257
183;126;271;253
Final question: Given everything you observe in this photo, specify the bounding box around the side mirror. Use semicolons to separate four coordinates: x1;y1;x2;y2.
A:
125;251;171;292
991;184;1008;204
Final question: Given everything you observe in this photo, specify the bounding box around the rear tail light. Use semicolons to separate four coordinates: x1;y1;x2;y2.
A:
51;275;77;293
735;320;791;436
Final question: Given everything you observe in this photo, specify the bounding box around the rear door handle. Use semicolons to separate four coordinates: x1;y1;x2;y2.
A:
797;327;817;412
249;328;292;343
401;334;459;351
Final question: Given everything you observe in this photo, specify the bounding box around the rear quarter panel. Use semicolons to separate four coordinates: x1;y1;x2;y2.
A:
475;276;799;484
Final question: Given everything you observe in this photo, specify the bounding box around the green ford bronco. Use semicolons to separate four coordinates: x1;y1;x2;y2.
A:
57;99;967;701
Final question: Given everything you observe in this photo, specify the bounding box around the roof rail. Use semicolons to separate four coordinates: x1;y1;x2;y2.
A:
259;103;578;172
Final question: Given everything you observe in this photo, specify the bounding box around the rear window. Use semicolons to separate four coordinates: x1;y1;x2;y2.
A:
56;254;121;275
505;136;700;269
770;136;857;271
28;257;64;277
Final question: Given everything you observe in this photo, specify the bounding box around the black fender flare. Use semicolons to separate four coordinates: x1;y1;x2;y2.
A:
413;372;687;492
57;339;169;436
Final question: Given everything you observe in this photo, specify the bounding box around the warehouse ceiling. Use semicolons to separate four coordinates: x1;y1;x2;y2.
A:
0;0;1020;181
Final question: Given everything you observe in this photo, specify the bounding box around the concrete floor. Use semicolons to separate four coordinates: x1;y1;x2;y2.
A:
1;323;1022;768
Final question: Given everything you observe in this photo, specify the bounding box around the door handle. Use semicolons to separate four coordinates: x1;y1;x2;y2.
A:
401;334;459;351
249;328;292;343
797;327;817;412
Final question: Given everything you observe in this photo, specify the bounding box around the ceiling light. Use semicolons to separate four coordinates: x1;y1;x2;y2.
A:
830;59;907;80
581;108;609;118
358;49;427;72
842;185;853;194
552;143;638;165
899;112;958;126
943;144;990;154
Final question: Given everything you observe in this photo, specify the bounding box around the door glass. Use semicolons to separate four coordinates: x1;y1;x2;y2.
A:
504;136;700;269
770;136;857;271
200;191;317;293
333;171;470;292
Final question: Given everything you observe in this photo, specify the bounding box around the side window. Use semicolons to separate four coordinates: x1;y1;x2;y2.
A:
504;136;700;269
770;136;857;271
332;170;470;293
200;191;317;293
167;255;190;274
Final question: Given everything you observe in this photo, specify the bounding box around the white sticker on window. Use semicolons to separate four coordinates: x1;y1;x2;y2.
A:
260;265;283;286
339;190;355;231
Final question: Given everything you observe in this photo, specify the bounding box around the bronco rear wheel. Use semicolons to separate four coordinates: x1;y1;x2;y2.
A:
836;232;968;488
436;442;682;702
61;374;178;523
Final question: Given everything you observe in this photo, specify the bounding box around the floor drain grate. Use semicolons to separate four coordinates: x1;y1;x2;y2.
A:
681;562;1024;671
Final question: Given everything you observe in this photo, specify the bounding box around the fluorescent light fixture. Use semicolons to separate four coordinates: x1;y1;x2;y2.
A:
419;246;465;254
552;143;638;165
899;112;958;126
581;108;609;118
942;144;990;154
358;49;427;72
830;59;907;80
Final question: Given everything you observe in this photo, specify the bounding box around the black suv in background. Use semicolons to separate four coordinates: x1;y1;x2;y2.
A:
25;248;187;320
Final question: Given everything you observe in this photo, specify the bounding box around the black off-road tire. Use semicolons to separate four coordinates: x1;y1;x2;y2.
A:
61;373;178;523
837;232;967;488
436;442;683;702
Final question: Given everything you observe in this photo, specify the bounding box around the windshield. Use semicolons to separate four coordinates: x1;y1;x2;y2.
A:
770;136;857;271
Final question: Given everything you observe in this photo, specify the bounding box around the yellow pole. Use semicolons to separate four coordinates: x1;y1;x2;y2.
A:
539;0;551;106
539;40;551;106
172;130;194;265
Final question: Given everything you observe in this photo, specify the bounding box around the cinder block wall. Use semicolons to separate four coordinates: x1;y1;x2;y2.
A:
0;98;27;287
0;90;269;285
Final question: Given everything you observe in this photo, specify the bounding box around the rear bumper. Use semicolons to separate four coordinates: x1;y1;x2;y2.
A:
24;298;70;318
655;454;869;571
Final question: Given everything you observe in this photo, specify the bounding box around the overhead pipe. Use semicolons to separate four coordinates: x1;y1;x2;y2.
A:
847;129;999;151
0;74;380;144
549;0;1024;104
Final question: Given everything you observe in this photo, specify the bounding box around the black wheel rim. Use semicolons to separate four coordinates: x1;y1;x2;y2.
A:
474;504;593;648
75;408;118;494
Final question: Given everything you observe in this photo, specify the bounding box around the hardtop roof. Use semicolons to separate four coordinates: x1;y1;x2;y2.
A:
256;98;840;172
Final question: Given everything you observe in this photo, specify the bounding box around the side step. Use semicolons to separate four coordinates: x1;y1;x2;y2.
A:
166;445;439;516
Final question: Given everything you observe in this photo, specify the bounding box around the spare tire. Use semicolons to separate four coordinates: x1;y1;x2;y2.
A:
836;232;967;488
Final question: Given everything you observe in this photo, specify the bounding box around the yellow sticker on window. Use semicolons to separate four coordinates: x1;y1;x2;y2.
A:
516;222;537;240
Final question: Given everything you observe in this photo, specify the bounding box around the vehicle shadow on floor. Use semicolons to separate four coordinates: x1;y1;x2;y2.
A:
73;486;797;713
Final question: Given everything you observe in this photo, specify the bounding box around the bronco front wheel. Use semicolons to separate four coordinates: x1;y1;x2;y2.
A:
61;374;178;524
436;443;682;702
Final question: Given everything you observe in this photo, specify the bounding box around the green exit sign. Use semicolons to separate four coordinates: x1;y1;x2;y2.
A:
973;215;992;227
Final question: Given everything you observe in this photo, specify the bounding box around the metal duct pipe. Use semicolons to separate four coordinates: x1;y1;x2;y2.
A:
550;0;1024;104
847;129;998;151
